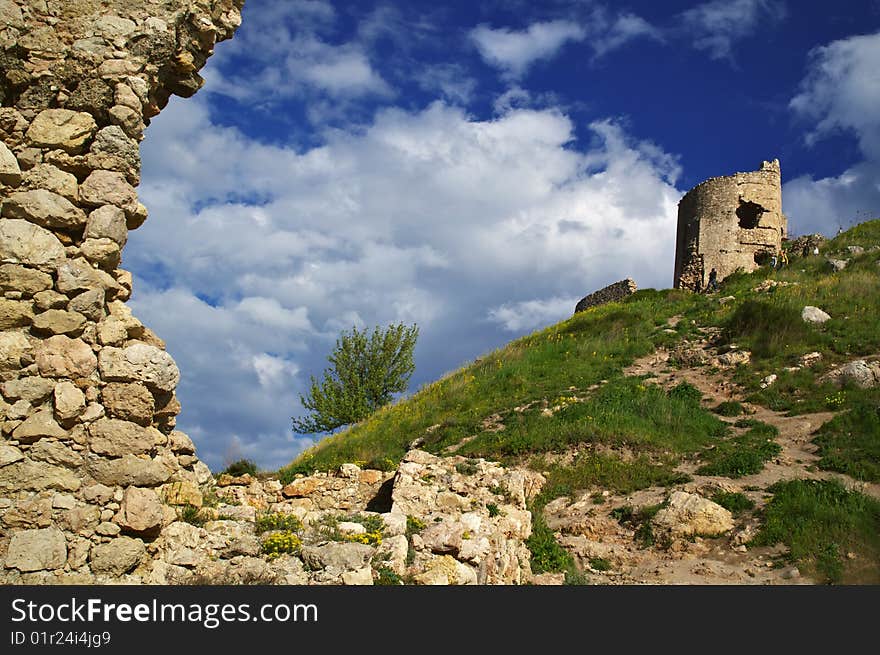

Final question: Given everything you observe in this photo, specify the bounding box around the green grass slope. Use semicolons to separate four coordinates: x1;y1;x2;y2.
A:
280;219;880;583
284;219;880;481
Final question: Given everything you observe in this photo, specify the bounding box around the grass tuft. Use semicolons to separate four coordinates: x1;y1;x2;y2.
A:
751;479;880;583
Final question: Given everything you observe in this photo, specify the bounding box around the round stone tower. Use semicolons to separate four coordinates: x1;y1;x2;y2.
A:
673;159;786;291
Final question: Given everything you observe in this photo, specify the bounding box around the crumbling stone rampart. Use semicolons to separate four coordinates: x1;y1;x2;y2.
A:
0;0;243;584
673;160;786;291
574;278;637;314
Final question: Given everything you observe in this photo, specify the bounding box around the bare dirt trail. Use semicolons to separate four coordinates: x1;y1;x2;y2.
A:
544;342;877;585
627;347;880;501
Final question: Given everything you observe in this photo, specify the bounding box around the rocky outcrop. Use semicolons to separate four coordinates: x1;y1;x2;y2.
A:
822;359;880;389
802;306;831;324
2;449;542;585
574;278;637;314
652;491;734;539
0;0;243;583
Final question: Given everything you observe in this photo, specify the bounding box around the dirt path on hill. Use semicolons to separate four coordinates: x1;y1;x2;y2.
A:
541;345;877;586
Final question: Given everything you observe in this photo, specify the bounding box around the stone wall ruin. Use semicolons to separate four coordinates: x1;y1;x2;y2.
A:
0;0;244;583
573;278;637;315
673;159;786;291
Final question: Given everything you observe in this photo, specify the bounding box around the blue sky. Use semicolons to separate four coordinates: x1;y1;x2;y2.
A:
129;0;880;471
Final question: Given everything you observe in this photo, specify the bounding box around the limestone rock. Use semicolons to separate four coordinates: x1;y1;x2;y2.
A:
35;335;97;378
116;487;164;536
2;376;55;402
88;418;153;457
168;430;195;454
85;204;128;246
7;398;30;419
0;219;66;271
85;454;171;487
0;443;24;467
5;527;67;572
1;189;87;230
98;343;180;392
102;382;154;425
0;140;21;185
20;164;78;201
0;298;34;329
56;258;119;295
33;290;67;311
652;491;734;538
300;542;375;571
825;360;880;389
67;288;105;322
81;237;121;270
12;409;67;443
29;440;83;468
0;459;81;492
26;109;97;154
83;483;115;504
0;264;53;296
282;478;322;497
341;566;374;585
414;555;476;585
90;537;145;576
378;537;409;578
32;309;86;336
163;480;202;507
715;350;751;367
802;306;831;324
0;331;32;371
827;259;848;272
53;381;86;421
89;126;140;179
109;104;144;140
79;170;137;214
96;315;129;345
420;521;464;555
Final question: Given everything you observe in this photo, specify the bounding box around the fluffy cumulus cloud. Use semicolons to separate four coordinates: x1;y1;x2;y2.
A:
202;0;391;105
471;9;662;78
132;91;681;471
470;20;587;78
680;0;787;61
783;31;880;235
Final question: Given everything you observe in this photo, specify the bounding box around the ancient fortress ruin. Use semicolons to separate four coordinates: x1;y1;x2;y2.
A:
673;159;786;291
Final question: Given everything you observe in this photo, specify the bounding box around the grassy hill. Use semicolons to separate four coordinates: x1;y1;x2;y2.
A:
280;219;880;583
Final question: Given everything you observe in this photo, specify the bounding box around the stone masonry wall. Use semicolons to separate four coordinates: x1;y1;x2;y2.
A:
673;159;785;291
0;0;244;583
573;278;637;315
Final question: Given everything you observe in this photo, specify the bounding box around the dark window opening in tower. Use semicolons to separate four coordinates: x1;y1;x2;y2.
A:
737;200;765;229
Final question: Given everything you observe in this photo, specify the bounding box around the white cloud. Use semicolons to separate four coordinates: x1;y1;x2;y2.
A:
415;64;478;106
252;353;300;390
487;296;578;332
470;20;586;78
589;10;663;59
134;91;681;471
203;5;391;106
790;32;880;159
783;31;880;235
681;0;786;61
235;297;313;331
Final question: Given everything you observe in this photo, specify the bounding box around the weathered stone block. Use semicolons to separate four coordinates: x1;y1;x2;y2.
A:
5;527;67;572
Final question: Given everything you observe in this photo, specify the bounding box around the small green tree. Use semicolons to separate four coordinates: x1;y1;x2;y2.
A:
292;322;419;434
